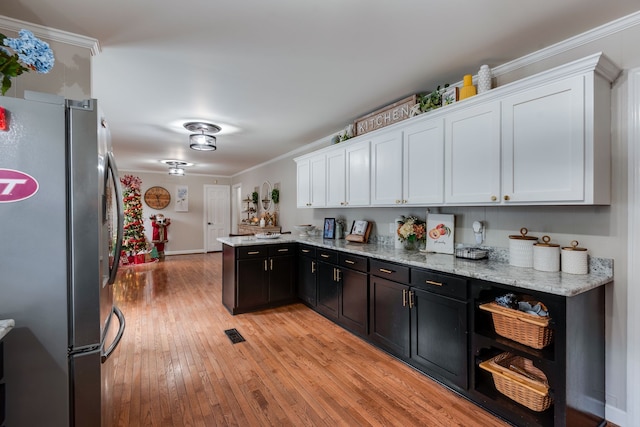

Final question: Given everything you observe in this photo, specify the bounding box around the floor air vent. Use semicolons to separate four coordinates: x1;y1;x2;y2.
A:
224;328;246;344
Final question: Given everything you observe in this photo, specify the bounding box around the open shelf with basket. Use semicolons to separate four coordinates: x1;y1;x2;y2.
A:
469;278;604;427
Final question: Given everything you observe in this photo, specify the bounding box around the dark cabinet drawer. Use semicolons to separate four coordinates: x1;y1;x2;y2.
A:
410;269;468;300
298;244;316;258
339;253;368;273
317;249;338;264
269;244;295;256
237;246;268;259
370;259;409;283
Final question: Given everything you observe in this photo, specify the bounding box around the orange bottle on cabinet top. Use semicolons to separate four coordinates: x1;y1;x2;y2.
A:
459;74;477;100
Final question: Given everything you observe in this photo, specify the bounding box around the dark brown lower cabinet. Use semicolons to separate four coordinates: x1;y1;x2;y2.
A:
297;244;317;307
369;262;468;391
315;250;368;337
222;243;296;314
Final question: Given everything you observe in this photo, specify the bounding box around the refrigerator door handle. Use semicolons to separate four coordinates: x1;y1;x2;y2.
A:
102;305;125;363
107;151;124;285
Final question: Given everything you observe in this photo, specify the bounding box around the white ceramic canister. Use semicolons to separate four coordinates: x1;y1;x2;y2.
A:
477;64;492;93
509;227;538;268
561;240;589;274
533;235;560;272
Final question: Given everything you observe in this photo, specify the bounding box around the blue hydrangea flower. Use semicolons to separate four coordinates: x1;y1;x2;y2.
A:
0;29;55;95
3;29;54;73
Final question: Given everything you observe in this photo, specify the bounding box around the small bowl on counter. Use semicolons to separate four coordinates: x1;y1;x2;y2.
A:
294;224;316;236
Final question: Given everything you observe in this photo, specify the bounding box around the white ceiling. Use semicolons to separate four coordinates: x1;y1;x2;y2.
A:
2;1;639;176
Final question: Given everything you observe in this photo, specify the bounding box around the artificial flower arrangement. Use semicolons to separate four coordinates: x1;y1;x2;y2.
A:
397;215;427;244
0;29;55;95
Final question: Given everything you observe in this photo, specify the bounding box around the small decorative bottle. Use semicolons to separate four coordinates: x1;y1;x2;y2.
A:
477;65;492;93
259;217;266;228
459;74;477;100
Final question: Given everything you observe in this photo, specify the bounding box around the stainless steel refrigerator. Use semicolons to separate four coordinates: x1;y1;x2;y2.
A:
0;91;125;427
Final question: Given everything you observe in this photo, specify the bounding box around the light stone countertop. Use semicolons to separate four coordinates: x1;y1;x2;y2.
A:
217;235;613;297
0;319;15;341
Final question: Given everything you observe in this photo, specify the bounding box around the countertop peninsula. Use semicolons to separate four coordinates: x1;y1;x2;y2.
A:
217;235;613;297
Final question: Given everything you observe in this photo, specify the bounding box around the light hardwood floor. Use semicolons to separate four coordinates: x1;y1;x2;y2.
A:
110;253;510;426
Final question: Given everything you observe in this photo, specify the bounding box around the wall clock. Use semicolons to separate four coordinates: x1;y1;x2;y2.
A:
144;186;171;210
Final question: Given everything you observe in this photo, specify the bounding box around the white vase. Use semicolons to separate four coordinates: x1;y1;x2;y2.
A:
477;65;492;94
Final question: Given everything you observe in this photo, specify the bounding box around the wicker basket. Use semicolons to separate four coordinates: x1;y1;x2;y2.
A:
479;301;553;349
479;352;552;412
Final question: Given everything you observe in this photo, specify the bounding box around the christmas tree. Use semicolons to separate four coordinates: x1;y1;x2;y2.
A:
120;175;148;257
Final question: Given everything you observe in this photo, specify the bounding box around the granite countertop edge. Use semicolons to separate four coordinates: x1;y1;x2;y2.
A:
217;236;613;297
0;318;15;341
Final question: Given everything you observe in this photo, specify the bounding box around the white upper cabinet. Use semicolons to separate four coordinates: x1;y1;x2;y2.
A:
344;139;370;207
296;158;310;208
296;154;326;208
501;72;610;204
326;148;346;207
370;119;445;206
444;102;502;205
404;118;445;205
370;130;403;205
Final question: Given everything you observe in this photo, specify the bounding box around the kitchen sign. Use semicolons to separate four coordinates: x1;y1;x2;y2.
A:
354;95;418;136
0;168;39;203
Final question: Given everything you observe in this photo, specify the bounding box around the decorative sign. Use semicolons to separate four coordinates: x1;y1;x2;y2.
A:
425;213;455;254
0;168;39;203
354;95;417;136
175;185;188;212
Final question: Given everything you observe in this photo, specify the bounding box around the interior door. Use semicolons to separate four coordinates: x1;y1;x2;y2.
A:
205;185;230;252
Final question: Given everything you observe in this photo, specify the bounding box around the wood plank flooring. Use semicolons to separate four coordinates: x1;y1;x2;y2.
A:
110;253;510;427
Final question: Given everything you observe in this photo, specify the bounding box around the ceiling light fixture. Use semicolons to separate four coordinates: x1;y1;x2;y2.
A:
184;122;221;151
164;160;189;176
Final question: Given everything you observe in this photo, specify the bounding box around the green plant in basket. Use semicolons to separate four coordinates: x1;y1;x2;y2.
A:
418;84;450;113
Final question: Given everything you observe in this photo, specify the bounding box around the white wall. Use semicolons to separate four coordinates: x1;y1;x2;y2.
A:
232;15;640;425
120;171;231;254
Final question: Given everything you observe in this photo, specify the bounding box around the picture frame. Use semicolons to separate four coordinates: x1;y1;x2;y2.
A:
442;86;458;106
425;213;455;254
323;218;336;239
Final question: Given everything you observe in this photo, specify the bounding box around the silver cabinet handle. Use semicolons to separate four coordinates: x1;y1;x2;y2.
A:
344;259;355;265
402;289;408;307
302;249;310;253
248;251;260;255
277;248;289;252
409;290;415;308
336;268;341;281
320;254;330;258
264;260;268;271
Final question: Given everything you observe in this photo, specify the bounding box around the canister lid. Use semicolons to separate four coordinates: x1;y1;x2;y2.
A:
534;235;559;247
509;227;538;241
562;240;588;251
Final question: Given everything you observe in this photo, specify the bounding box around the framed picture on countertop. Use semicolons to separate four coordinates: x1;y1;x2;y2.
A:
323;218;336;239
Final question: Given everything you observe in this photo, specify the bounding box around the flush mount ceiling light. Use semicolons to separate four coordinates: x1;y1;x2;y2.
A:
184;122;221;151
161;160;191;176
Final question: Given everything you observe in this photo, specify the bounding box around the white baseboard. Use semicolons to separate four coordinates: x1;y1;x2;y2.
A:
164;249;206;256
606;404;627;427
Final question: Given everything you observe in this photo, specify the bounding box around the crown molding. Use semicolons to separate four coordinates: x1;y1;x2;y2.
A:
0;15;100;55
492;10;640;78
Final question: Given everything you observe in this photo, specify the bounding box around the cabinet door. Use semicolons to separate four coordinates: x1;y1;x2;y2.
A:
369;276;410;358
297;256;317;306
237;258;269;309
296;158;311;208
269;255;296;303
338;268;368;336
444;102;501;204
309;154;327;207
403;118;445;205
316;261;339;320
326;148;346;207
345;140;370;207
370;130;403;206
410;287;468;389
502;76;585;203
